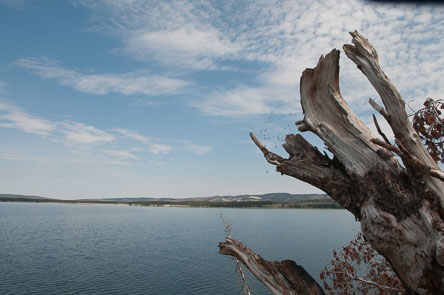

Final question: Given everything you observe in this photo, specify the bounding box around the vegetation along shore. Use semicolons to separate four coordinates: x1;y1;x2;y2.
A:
0;193;342;209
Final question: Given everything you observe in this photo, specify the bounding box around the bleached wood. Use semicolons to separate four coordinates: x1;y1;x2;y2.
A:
343;31;444;208
221;31;444;294
372;114;391;144
369;98;389;120
218;238;325;295
299;49;401;177
431;169;444;181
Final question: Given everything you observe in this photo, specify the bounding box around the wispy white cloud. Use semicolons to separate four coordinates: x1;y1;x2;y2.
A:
148;159;168;166
0;151;21;161
110;128;212;155
16;57;190;96
110;128;211;156
182;144;212;155
78;0;444;117
102;149;138;160
0;0;34;9
149;143;173;155
60;121;115;145
0;102;55;135
79;0;239;70
0;101;210;161
197;86;272;116
111;128;173;154
197;84;300;116
126;24;240;70
111;128;151;144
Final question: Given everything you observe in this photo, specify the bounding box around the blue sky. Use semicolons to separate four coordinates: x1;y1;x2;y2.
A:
1;0;443;199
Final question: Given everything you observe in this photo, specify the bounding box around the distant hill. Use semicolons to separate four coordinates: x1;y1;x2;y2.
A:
0;194;57;202
77;193;329;203
1;193;329;203
76;197;179;202
186;193;329;202
0;193;338;209
0;193;340;209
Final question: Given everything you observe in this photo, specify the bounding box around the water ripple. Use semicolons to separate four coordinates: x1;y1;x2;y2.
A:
0;203;359;294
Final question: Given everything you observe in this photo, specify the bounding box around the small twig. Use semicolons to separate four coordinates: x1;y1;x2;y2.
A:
354;276;402;293
371;138;401;155
336;269;402;293
372;114;391;144
219;212;251;295
235;259;251;295
220;211;233;239
406;100;417;114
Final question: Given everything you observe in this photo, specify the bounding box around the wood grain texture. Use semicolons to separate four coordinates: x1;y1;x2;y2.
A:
219;238;325;295
221;31;444;294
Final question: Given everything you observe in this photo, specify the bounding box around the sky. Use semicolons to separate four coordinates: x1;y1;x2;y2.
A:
1;0;444;199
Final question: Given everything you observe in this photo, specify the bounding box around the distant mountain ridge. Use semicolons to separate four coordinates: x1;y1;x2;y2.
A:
0;194;56;201
0;193;329;203
78;193;329;202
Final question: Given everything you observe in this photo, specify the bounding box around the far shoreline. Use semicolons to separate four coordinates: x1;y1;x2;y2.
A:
0;200;344;209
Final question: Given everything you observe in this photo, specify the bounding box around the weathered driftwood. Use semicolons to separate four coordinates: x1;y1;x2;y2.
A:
218;239;325;295
219;31;444;294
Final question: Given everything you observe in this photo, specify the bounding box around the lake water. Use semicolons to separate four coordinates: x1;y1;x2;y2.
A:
0;203;360;294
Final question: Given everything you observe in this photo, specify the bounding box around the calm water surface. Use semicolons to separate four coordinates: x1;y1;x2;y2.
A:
0;203;360;294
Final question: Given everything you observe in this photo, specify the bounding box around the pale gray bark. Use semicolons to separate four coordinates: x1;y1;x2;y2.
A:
220;31;444;294
218;239;325;295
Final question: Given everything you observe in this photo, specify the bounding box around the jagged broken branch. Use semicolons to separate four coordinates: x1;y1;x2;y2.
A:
218;238;325;295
